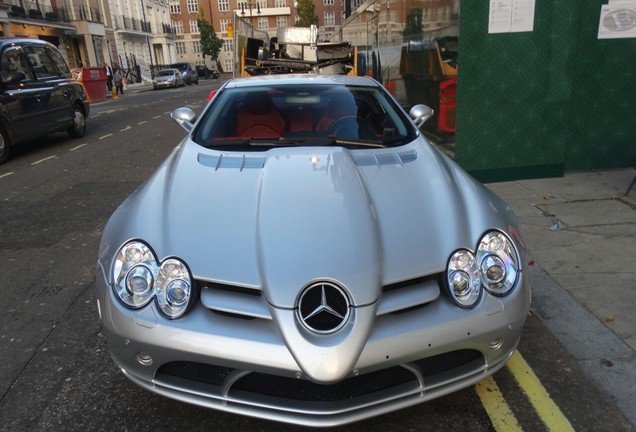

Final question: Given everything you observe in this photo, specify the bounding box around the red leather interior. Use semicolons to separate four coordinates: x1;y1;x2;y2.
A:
235;93;285;138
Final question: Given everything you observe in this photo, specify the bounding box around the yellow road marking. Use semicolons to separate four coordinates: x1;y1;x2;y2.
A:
476;376;523;432
506;351;575;432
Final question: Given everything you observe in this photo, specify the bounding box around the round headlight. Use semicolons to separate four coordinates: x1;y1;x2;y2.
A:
447;250;481;308
126;265;154;297
113;241;158;308
156;258;192;319
477;231;520;296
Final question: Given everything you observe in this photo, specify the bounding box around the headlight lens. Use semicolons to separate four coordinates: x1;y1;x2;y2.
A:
113;242;157;308
155;259;192;319
112;241;193;318
477;231;519;296
447;250;481;307
446;230;521;307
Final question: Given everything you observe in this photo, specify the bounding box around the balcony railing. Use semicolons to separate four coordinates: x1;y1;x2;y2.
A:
75;5;102;23
114;15;163;35
6;2;71;23
162;23;177;35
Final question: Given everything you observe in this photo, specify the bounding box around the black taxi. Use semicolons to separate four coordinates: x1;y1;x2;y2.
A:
0;38;89;164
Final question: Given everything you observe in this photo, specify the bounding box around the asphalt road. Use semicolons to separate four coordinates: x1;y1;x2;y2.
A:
0;80;633;432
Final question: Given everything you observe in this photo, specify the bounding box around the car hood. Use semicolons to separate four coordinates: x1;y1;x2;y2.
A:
154;76;175;82
101;137;519;309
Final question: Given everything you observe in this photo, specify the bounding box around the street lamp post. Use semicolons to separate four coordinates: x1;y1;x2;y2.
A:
140;0;155;79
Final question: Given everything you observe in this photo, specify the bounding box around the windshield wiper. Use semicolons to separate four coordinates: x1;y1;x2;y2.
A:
326;137;386;148
208;138;303;148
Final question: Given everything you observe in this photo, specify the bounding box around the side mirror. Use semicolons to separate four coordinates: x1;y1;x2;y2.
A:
409;104;434;129
171;107;196;132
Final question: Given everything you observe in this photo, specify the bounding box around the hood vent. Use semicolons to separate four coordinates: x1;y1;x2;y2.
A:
198;153;266;171
197;150;417;171
352;149;417;167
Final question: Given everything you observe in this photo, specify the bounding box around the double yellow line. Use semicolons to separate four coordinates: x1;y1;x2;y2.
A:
476;351;575;431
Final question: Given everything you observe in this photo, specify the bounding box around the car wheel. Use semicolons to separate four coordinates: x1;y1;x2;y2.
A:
0;126;10;165
67;105;86;138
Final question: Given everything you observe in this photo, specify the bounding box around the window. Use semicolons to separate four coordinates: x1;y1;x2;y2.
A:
257;0;267;8
274;0;286;6
220;18;231;32
1;47;34;81
190;19;199;33
192;40;202;54
46;46;71;78
187;0;198;12
169;0;180;13
176;42;187;54
223;38;234;52
25;46;59;79
218;0;229;11
172;20;183;34
324;12;335;26
276;16;287;28
224;59;233;72
257;17;268;30
324;0;334;5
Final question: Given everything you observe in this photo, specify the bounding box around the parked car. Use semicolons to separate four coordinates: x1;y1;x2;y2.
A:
0;38;89;164
169;62;198;85
96;74;530;427
195;65;220;79
152;68;185;89
195;65;207;78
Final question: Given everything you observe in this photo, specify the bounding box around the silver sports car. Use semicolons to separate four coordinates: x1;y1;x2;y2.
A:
96;75;530;427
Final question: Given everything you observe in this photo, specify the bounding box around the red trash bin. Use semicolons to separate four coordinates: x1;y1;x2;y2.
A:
438;77;457;133
78;67;107;103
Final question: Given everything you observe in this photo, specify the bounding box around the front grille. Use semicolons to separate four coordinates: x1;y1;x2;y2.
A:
155;349;484;404
232;367;415;401
159;362;233;386
196;273;443;321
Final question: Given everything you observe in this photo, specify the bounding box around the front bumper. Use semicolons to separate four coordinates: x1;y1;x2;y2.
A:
96;263;530;427
153;81;175;88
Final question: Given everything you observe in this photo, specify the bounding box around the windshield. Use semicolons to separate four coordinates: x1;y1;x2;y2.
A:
193;83;417;150
157;69;175;77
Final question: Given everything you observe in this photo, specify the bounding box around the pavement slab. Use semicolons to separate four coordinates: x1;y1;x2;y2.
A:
487;168;636;426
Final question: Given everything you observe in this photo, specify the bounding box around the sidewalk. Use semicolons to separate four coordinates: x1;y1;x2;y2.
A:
486;168;636;426
124;81;153;93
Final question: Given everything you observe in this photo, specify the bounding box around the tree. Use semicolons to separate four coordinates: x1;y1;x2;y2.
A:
295;0;318;27
198;16;223;66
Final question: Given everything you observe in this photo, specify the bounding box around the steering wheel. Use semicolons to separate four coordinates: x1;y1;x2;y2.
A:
326;116;359;138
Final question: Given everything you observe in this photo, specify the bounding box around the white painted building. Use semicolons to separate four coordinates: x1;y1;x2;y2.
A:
107;0;176;81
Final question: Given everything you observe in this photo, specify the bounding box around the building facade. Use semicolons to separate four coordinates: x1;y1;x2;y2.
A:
173;0;345;74
0;0;176;82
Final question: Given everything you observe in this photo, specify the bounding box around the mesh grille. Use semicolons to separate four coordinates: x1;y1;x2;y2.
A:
155;349;484;403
